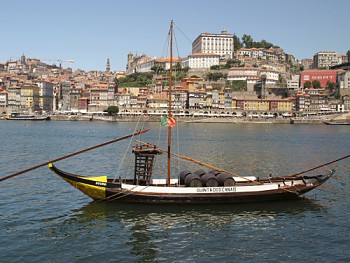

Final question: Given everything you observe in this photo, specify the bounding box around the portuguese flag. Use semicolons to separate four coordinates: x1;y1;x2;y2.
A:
161;116;177;127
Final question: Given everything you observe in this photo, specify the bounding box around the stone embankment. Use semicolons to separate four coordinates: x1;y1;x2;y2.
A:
48;114;350;124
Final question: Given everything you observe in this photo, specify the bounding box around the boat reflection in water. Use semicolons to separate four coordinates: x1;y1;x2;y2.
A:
48;199;325;262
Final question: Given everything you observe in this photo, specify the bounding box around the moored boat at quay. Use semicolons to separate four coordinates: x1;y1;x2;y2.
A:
323;120;350;125
4;112;50;121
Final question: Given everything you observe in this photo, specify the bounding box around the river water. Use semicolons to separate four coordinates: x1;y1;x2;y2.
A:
0;120;349;262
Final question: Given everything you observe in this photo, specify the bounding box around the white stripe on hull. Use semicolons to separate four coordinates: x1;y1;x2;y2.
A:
121;183;281;194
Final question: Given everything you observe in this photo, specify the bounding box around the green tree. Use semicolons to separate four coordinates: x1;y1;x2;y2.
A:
326;81;336;94
260;40;273;49
312;80;321;89
206;72;225;81
242;34;253;48
210;65;220;70
304;81;312;89
347;50;350;61
233;34;243;50
105;106;119;116
151;66;165;72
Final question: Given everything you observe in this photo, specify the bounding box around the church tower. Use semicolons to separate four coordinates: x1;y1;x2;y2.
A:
106;58;110;73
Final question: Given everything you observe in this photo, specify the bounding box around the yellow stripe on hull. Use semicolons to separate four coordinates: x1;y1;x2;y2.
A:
63;176;107;200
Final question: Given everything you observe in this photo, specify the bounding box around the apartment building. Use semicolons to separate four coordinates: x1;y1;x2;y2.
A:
294;89;329;111
337;71;350;104
300;70;338;88
233;98;293;111
227;67;279;92
0;89;8;108
186;53;220;69
20;83;40;112
313;51;342;69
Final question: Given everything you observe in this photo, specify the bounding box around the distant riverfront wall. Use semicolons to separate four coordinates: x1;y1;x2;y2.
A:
49;114;330;124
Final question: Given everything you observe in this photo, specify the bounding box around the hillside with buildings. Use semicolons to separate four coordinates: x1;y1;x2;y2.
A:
1;30;350;117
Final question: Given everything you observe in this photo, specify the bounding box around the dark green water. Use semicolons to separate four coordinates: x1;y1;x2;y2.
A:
1;121;349;262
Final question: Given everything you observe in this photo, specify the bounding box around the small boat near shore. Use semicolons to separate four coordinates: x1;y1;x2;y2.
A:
323;120;350;125
4;113;50;121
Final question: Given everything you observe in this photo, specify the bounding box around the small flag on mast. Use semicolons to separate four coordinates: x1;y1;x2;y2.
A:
161;116;176;127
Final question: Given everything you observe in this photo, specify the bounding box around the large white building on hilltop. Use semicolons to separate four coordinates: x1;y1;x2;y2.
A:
192;30;234;59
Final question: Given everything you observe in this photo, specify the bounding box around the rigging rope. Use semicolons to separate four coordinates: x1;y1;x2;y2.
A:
113;114;143;182
275;125;330;173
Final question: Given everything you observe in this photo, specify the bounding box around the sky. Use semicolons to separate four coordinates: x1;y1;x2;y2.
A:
1;0;349;71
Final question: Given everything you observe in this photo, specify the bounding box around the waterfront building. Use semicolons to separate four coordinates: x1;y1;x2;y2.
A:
224;88;232;109
294;89;329;112
59;81;72;111
136;94;147;108
78;97;89;112
89;86;109;107
192;30;234;59
147;93;168;109
170;88;188;109
70;86;83;112
7;86;21;111
337;71;350;110
233;98;293;112
116;93;131;108
189;90;206;109
20;83;40;112
211;89;220;109
0;89;8;108
34;80;55;112
313;51;342;69
107;82;118;105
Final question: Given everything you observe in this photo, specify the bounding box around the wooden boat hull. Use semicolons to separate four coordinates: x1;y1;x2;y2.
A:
5;116;50;121
323;121;350;125
49;163;334;204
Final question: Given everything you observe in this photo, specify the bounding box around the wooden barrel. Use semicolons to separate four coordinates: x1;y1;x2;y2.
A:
201;173;219;187
193;169;206;176
209;170;221;176
185;173;202;187
179;170;192;185
217;173;236;186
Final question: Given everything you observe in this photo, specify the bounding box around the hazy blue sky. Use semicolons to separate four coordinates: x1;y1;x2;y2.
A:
1;0;349;71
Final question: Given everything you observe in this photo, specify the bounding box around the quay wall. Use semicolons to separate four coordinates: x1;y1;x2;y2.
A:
49;115;326;124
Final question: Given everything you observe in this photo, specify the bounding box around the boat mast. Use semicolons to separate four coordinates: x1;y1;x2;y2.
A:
167;20;174;186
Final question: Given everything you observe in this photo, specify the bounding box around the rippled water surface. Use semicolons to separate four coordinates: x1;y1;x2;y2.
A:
1;121;350;262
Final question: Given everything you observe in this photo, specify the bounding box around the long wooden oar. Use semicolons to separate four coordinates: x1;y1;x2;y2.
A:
287;153;350;177
0;129;149;182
